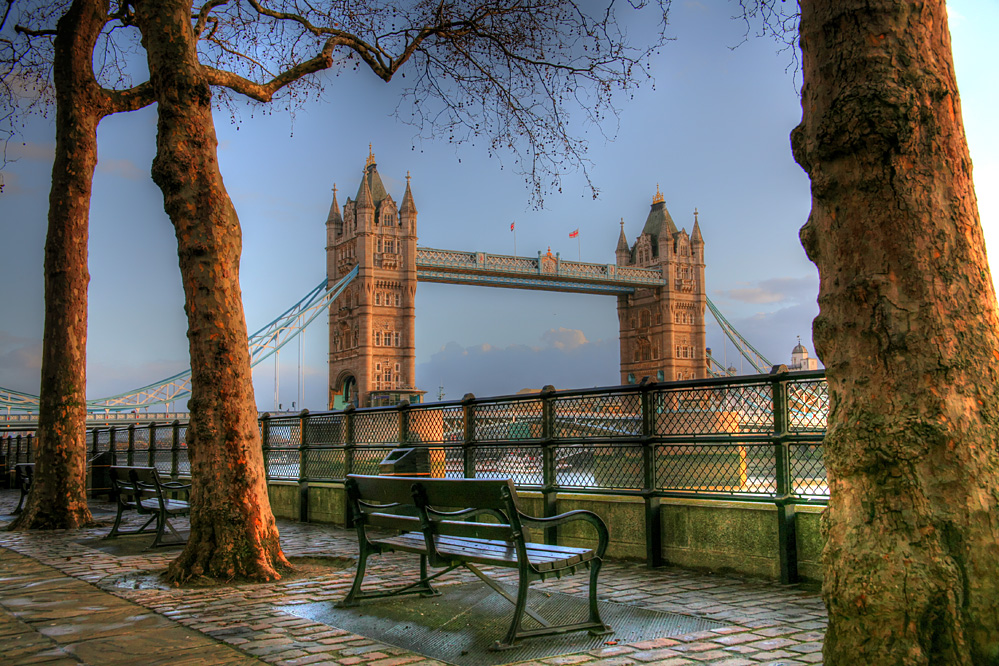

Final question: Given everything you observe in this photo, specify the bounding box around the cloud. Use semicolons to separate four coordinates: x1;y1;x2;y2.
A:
716;275;817;305
541;327;588;350
417;333;618;398
98;157;146;180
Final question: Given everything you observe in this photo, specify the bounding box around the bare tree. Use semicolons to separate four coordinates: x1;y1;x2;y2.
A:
2;0;151;530
791;0;999;663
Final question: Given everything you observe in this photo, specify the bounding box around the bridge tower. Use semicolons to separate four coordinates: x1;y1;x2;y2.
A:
616;187;708;383
326;148;424;408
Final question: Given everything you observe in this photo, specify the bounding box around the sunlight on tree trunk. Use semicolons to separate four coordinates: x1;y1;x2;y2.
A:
134;0;288;582
793;0;999;663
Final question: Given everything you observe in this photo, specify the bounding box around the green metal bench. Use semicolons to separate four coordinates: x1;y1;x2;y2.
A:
106;466;190;547
341;473;612;650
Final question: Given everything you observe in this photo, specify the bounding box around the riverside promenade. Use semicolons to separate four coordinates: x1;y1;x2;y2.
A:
0;489;826;666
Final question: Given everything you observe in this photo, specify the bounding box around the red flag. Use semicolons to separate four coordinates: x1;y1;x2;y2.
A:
569;228;579;238
510;222;515;231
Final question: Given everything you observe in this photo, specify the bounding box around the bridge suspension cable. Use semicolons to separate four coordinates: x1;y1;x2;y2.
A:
704;297;773;374
0;266;358;413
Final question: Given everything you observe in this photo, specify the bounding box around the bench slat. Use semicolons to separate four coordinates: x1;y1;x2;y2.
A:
378;532;592;571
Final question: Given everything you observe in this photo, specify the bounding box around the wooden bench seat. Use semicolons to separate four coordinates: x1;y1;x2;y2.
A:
342;473;611;650
106;466;190;548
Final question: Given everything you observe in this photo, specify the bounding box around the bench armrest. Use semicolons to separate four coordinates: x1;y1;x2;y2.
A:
427;507;509;523
518;510;610;558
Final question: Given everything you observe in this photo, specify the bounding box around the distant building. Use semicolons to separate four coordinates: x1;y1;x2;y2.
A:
616;187;708;383
789;337;819;371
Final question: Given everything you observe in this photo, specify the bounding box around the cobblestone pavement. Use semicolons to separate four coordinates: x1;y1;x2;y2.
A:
0;490;826;665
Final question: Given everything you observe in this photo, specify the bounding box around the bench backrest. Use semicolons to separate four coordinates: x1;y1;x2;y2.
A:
346;474;523;542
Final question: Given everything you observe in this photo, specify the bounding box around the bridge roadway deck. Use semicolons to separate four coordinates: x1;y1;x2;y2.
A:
0;489;826;665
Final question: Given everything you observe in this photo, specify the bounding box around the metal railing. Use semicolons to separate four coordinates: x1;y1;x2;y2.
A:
1;368;827;582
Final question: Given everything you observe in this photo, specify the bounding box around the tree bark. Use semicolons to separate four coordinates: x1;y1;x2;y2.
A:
9;0;109;531
793;1;999;663
133;0;288;582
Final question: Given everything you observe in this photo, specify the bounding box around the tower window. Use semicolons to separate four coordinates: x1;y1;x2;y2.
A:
395;293;401;307
374;331;381;346
394;332;401;347
375;293;381;306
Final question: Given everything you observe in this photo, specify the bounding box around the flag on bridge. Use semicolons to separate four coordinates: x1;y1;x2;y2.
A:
569;228;579;238
510;222;515;231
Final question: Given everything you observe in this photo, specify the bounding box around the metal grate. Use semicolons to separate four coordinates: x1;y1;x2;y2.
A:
353;412;399;445
551;392;641;439
352;446;394;476
306;447;346;480
790;443;828;496
307;414;345;446
654;383;773;436
472;445;542;485
788;380;828;432
473;399;543;441
407;406;462;445
95;429;111;452
267;417;302;448
283;581;726;666
656;443;776;493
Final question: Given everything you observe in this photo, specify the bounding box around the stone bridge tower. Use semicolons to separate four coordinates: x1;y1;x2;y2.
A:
326;148;423;408
616;187;707;383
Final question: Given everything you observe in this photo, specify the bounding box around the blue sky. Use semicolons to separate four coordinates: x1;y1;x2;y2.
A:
1;1;997;410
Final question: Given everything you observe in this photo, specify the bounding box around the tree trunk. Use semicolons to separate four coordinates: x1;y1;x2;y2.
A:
134;0;288;582
793;1;999;663
9;0;110;531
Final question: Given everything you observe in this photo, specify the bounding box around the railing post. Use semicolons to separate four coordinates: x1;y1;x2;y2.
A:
299;409;310;522
641;378;663;568
342;405;356;524
540;385;558;546
461;394;476;479
171;420;181;479
398;401;411;445
14;434;21;463
148;422;157;468
91;428;99;459
26;433;34;462
770;365;798;584
261;413;271;480
109;426;117;467
127;424;135;466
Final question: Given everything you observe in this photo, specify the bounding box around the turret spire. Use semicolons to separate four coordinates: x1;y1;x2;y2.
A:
691;207;703;245
616;217;629;252
401;171;417;215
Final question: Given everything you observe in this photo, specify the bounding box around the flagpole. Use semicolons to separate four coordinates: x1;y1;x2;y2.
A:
577;234;581;260
512;221;517;256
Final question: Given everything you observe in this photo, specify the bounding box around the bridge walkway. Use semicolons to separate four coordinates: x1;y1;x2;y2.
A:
0;490;826;665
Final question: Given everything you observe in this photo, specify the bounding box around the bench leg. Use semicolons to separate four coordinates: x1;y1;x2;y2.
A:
338;546;371;608
13;491;26;514
586;559;612;635
493;569;532;651
148;513;186;548
105;509;156;540
417;555;441;598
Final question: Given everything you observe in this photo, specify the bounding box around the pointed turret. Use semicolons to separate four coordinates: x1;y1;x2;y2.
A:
326;184;343;236
615;218;630;265
401;171;417;216
691;208;703;246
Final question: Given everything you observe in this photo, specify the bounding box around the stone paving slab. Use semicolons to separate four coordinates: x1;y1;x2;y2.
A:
0;490;825;665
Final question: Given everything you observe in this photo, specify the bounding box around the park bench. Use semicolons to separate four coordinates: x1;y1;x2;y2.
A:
106;466;190;547
341;473;612;650
13;463;34;514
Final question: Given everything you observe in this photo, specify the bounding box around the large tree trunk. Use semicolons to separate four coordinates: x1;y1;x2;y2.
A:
9;0;109;531
134;0;288;582
793;1;999;663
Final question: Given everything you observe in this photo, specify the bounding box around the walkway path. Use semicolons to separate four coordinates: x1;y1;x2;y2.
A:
0;490;826;665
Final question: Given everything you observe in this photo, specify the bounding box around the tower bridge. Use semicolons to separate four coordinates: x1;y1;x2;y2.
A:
327;149;706;409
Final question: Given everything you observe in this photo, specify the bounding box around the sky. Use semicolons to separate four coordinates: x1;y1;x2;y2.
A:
1;1;997;412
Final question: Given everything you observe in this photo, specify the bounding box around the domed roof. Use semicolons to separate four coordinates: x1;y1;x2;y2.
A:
792;343;807;354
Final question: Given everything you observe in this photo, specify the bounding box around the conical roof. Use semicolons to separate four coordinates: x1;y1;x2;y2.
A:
691;209;703;244
325;185;342;226
401;172;417;215
616;218;629;252
642;186;677;243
